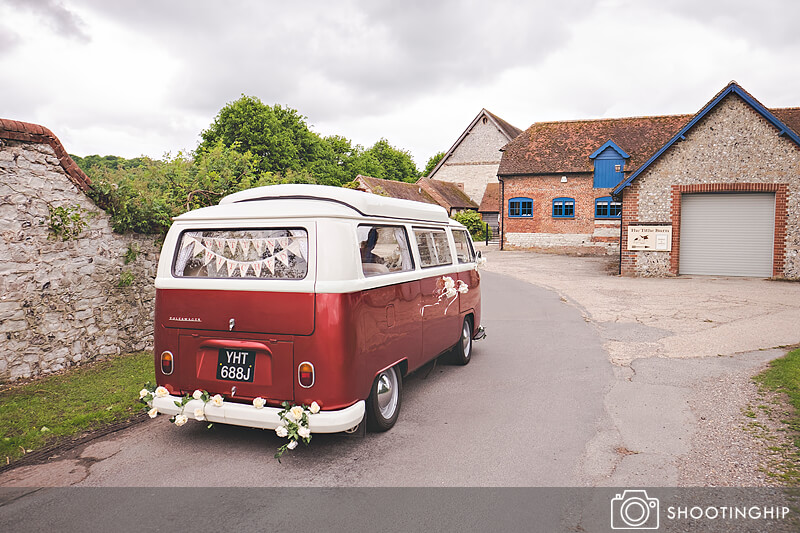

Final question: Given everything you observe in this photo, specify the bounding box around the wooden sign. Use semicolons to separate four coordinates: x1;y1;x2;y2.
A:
627;225;672;251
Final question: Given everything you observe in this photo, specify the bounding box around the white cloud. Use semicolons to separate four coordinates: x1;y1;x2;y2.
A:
0;0;798;166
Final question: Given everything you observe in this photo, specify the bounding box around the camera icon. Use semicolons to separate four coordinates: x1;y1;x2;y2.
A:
610;490;660;530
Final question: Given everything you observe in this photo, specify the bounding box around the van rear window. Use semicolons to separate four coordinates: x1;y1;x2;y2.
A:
172;229;308;279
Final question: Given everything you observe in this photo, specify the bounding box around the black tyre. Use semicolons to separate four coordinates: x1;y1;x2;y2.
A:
451;316;473;366
365;365;402;432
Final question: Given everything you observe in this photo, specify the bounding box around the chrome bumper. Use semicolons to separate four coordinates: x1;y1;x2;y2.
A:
152;395;365;433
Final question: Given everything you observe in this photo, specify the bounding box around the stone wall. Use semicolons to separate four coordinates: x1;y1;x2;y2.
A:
430;117;507;205
0;129;158;381
620;94;800;278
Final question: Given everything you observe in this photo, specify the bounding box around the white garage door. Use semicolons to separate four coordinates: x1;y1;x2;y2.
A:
679;193;775;277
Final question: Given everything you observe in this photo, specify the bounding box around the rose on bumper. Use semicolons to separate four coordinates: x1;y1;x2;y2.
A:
274;401;319;462
138;384;321;462
137;384;215;428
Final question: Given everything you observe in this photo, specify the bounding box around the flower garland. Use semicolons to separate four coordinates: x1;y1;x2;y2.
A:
139;384;319;461
273;401;320;462
421;275;469;316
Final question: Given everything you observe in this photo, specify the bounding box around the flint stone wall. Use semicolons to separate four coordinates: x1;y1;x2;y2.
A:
0;139;158;381
429;117;507;205
623;95;800;278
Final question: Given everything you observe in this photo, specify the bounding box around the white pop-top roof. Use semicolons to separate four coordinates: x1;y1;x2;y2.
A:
217;184;451;224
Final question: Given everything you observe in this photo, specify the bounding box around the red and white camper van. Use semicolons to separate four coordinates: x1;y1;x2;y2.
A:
151;184;483;433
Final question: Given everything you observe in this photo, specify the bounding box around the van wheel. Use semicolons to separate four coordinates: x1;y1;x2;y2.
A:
366;365;402;432
452;316;473;366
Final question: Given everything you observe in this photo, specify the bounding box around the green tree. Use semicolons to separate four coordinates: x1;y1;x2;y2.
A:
423;151;445;177
352;139;420;182
198;95;323;177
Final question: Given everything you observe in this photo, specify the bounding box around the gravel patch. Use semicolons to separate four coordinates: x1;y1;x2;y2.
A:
678;359;783;487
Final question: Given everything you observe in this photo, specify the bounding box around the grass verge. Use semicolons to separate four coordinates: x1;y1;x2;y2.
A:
753;348;800;485
0;351;154;465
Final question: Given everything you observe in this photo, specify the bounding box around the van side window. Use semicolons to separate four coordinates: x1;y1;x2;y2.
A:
452;229;476;263
172;229;308;280
357;225;414;277
414;228;453;268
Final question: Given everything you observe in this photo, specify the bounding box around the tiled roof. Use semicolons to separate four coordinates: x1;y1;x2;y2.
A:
478;182;500;213
0;118;91;192
772;108;800;136
355;175;438;204
417;177;478;210
498;114;691;176
500;84;800;180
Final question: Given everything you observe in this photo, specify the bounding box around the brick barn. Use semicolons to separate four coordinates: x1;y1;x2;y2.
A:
498;81;800;279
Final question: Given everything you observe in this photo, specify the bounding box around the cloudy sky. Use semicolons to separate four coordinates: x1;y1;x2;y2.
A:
1;0;799;169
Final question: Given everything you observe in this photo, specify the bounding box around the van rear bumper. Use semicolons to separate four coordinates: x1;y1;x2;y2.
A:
152;395;365;434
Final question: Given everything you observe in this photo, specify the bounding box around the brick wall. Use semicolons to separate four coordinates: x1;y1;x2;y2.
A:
501;173;620;254
620;95;800;278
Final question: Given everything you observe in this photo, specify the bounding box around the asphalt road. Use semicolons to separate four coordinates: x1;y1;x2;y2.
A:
0;271;614;488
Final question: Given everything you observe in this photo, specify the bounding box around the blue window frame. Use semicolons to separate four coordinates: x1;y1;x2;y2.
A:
594;196;621;219
552;197;575;218
508;197;533;218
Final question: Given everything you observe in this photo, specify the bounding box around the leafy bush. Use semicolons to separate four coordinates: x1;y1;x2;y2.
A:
452;210;488;237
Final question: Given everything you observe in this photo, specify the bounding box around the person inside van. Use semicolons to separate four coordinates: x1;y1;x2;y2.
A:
360;227;391;276
360;228;384;264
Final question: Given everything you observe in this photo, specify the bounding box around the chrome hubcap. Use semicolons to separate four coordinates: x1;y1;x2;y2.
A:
376;368;398;418
462;321;472;358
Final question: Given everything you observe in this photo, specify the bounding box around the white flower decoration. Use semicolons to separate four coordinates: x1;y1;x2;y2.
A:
275;425;289;438
154;386;169;398
298;426;311;439
287;440;298;450
148;407;158;418
443;276;456;290
192;390;203;400
444;287;457;299
194;408;205;421
290;405;304;421
253;397;266;409
309;401;320;414
139;388;149;399
457;280;469;294
174;414;188;427
211;394;224;407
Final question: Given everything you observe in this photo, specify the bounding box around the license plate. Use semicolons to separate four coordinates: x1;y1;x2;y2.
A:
216;348;256;382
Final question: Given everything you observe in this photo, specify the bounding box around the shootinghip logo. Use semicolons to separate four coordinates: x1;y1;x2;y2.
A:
611;490;660;530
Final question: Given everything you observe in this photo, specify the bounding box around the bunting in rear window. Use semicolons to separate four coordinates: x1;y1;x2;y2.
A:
172;228;308;279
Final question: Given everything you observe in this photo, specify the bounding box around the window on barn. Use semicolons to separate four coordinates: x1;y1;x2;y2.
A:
594;197;621;219
508;197;533;218
552;197;575;218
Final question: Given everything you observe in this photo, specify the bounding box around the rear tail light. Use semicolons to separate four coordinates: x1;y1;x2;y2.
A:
160;351;174;375
298;362;314;388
